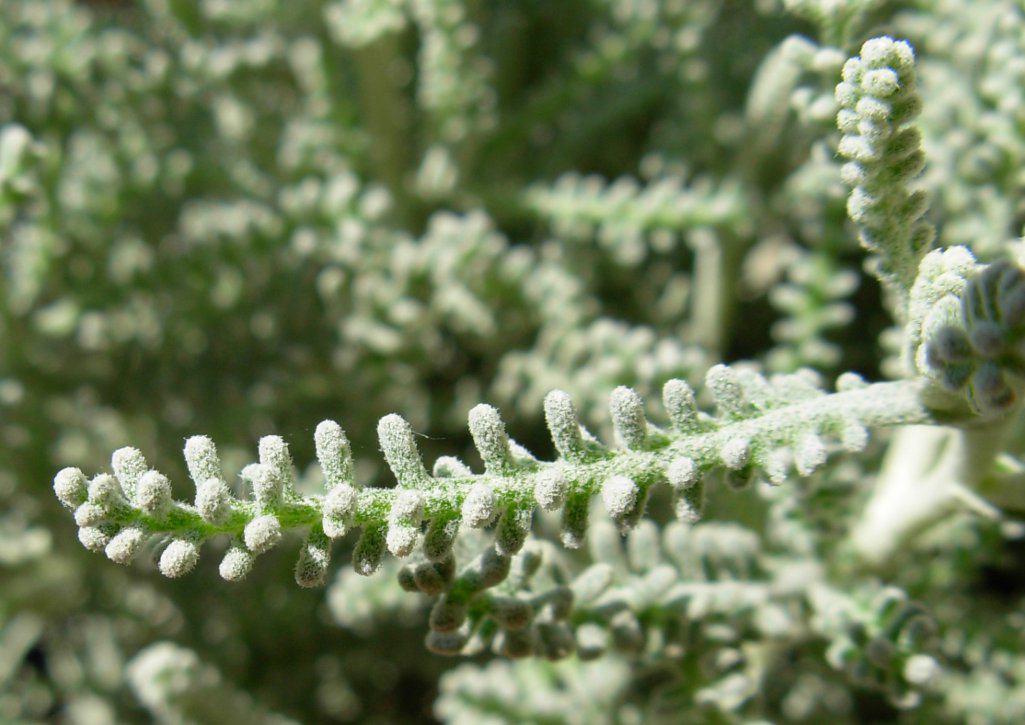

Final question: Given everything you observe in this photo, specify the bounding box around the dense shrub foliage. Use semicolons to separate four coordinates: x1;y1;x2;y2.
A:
5;0;1025;722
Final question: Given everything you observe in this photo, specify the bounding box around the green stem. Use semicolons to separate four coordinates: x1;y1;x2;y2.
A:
688;230;726;358
103;380;933;546
352;36;412;219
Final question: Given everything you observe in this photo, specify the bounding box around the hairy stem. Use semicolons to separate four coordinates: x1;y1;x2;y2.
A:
851;419;1013;564
84;379;931;546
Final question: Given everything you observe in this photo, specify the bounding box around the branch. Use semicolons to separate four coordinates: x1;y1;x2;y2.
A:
836;36;934;316
53;369;932;586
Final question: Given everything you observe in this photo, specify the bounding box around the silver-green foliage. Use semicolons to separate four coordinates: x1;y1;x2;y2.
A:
54;369;928;585
6;0;1025;722
836;36;933;312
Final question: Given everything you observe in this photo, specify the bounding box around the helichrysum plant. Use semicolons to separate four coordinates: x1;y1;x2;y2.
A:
5;0;1025;721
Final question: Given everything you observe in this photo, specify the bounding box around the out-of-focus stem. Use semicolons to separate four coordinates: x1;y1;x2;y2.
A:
353;36;412;217
852;420;1012;565
688;229;727;358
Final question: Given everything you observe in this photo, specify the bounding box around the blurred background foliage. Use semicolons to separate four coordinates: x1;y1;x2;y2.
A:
4;0;1025;722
